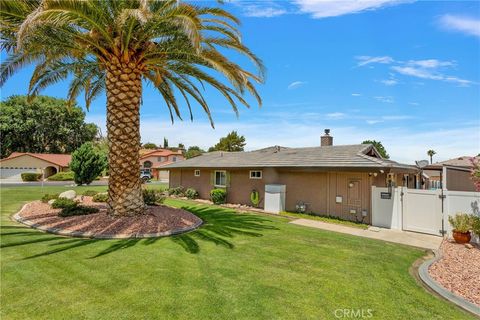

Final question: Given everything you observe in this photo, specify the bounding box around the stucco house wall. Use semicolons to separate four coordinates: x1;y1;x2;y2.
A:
169;168;375;223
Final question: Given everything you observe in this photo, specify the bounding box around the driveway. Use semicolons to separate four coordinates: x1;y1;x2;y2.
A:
290;219;443;250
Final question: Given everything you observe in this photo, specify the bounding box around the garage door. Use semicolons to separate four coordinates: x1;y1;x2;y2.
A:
0;168;38;181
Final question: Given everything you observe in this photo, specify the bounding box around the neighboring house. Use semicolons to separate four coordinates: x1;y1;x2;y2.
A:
423;156;478;191
0;152;71;181
164;130;419;224
139;149;184;181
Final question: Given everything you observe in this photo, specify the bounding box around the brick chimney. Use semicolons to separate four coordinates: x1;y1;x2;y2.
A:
321;129;333;146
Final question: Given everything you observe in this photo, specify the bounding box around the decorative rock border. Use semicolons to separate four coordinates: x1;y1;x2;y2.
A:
418;250;480;317
12;203;203;239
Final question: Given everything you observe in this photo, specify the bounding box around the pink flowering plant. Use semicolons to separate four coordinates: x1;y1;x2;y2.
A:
471;157;480;192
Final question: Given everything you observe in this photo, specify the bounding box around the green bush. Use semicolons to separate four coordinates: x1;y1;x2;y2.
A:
82;190;98;196
168;186;185;196
143;189;166;205
21;173;42;181
471;215;480;237
448;213;472;233
92;193;108;203
210;188;227;205
41;193;59;203
59;205;99;217
51;198;77;209
70;142;107;185
185;188;199;199
47;171;74;181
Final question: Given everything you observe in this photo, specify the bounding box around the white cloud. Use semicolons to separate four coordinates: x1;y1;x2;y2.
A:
380;79;398;86
287;81;307;89
407;59;455;69
356;55;394;66
366;119;383;125
439;15;480;38
231;1;288;18
326;112;347;119
391;65;473;86
351;93;362;96
374;96;395;103
409;102;420;106
293;0;410;19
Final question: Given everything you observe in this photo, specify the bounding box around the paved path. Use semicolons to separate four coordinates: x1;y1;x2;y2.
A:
290;219;443;250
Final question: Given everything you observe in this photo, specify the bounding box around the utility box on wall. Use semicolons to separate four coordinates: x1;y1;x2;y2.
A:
264;184;286;214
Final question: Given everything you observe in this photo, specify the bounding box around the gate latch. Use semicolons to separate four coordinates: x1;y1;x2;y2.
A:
438;195;446;199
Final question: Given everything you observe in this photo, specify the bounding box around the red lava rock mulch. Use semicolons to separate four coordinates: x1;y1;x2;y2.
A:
429;240;480;306
15;197;202;238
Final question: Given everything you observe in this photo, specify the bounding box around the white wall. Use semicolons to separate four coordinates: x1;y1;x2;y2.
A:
371;187;402;230
444;190;480;243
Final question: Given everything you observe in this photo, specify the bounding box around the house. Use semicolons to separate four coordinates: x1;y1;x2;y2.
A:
164;130;419;224
422;156;477;191
139;149;184;181
0;152;71;181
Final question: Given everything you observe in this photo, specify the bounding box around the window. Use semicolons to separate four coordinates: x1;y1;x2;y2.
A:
214;170;227;187
157;156;164;162
172;156;177;162
194;170;200;177
249;170;262;179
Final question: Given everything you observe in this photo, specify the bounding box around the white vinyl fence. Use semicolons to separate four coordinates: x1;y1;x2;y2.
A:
372;186;480;242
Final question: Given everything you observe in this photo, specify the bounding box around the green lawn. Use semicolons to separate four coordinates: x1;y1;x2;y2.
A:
279;211;369;229
0;186;473;319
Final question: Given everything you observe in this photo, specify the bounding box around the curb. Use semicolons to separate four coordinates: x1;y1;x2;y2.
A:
12;203;203;239
418;249;480;317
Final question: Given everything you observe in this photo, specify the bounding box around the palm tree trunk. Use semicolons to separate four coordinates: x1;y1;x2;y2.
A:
105;58;145;216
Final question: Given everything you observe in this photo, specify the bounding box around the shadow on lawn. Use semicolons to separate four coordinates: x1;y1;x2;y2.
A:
1;204;278;259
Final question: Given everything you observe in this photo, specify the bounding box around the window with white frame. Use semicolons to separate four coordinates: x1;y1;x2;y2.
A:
194;170;200;177
249;170;262;179
214;170;227;187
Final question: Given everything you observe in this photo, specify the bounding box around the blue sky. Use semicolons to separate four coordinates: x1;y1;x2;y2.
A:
1;0;479;163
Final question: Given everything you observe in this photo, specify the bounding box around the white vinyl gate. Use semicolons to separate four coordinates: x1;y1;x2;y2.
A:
372;186;480;238
402;189;443;236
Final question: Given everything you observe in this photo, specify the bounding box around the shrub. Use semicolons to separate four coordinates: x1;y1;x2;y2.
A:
47;171;74;181
41;193;59;203
185;188;199;199
82;190;98;196
92;193;108;203
70;142;107;185
59;205;99;217
51;198;77;209
210;188;227;205
168;186;185;196
21;173;42;181
143;189;166;205
471;215;480;237
448;213;472;233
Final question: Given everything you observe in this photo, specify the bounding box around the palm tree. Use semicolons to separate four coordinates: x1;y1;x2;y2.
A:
427;149;436;164
1;0;263;216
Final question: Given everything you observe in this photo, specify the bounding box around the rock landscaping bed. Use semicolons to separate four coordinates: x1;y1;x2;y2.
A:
13;196;202;238
429;240;480;306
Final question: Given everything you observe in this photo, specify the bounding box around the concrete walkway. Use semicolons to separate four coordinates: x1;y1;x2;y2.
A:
290;219;443;250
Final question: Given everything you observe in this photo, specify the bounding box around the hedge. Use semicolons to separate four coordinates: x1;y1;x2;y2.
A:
47;171;74;181
21;173;42;181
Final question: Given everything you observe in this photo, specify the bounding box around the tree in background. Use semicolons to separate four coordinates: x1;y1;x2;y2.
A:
361;140;389;159
142;142;157;149
185;146;206;159
70;142;107;185
178;143;185;149
470;157;480;191
209;131;246;152
427;150;437;164
1;0;262;216
0;95;97;158
163;138;169;149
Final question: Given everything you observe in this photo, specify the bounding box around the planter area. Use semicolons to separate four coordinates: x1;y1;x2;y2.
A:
13;197;202;238
429;240;480;307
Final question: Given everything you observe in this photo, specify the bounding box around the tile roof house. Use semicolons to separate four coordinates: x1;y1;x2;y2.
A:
139;149;184;181
0;152;72;180
164;130;419;223
423;156;478;191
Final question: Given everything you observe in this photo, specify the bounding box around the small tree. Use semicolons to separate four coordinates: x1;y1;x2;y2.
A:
185;146;205;159
142;142;157;149
427;149;436;164
163;137;169;149
209;131;246;152
471;157;480;191
70;143;107;185
362;140;389;159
